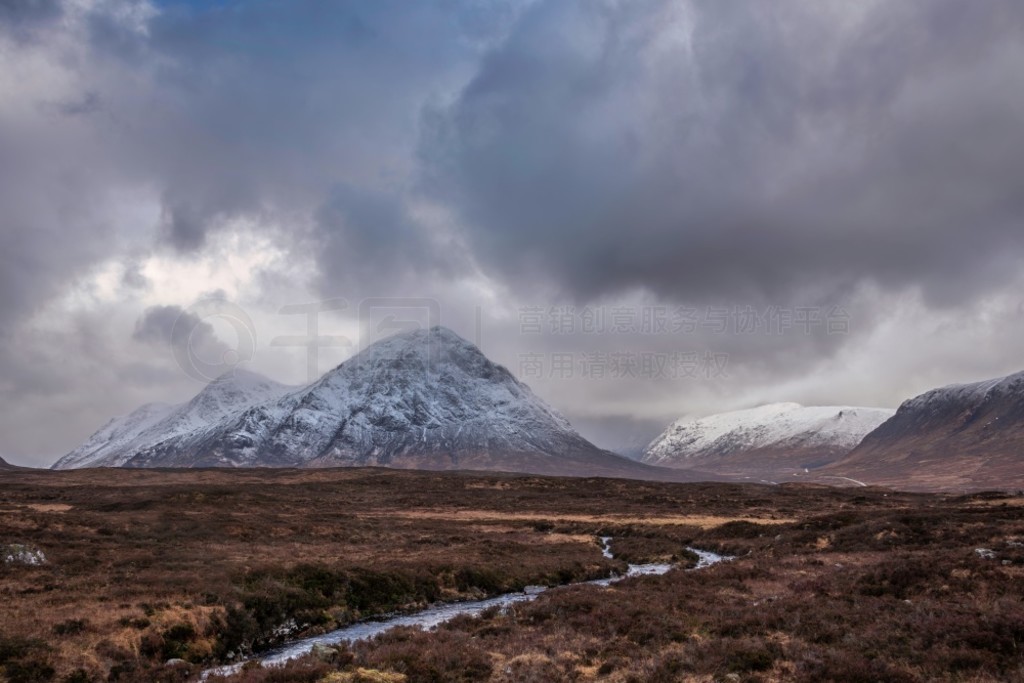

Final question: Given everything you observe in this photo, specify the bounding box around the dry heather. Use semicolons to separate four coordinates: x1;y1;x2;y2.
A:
0;467;1021;682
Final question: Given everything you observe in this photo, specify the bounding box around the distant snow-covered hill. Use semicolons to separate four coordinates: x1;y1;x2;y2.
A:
642;403;894;480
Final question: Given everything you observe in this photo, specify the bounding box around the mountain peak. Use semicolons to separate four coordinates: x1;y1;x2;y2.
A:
826;367;1024;491
351;325;478;358
52;371;292;470
58;322;625;476
251;323;585;468
184;368;291;413
322;325;499;388
900;369;1024;413
209;367;285;389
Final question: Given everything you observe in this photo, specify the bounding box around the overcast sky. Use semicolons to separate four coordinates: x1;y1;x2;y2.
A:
2;0;1024;466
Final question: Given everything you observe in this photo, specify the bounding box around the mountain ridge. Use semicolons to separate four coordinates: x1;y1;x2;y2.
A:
54;327;688;481
52;370;295;469
824;370;1024;491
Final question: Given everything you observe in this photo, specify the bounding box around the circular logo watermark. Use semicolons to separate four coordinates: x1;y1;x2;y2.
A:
171;299;257;382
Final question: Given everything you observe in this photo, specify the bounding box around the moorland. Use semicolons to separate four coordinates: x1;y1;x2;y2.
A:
1;467;1022;682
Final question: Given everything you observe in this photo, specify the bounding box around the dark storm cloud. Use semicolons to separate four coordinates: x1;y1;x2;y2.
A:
5;0;1024;464
22;0;1021;338
108;0;512;270
132;305;190;346
0;0;62;30
159;199;217;253
312;184;468;295
420;0;1024;307
0;158;110;338
133;304;233;369
134;0;507;230
0;0;508;333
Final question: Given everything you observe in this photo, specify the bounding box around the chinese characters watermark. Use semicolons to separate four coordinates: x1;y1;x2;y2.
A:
517;350;729;381
517;304;850;336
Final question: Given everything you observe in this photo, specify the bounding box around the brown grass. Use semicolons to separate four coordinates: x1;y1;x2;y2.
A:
0;467;1020;682
359;510;796;527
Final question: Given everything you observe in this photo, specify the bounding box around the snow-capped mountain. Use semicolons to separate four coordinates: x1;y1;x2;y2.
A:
642;403;894;480
55;327;671;479
825;370;1024;491
52;370;293;469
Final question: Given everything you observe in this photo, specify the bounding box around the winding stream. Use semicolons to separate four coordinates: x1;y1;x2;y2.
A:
202;538;731;679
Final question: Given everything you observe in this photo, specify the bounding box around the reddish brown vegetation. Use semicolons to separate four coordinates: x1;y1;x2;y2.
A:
0;467;1021;681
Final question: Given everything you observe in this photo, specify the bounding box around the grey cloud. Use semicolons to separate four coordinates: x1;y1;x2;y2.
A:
121;261;150;290
0;0;62;31
312;184;468;297
53;91;101;117
0;4;145;342
132;305;189;346
0;167;111;342
159;200;212;253
564;414;673;460
0;0;510;331
133;304;233;371
0;304;210;464
420;0;1024;308
126;1;512;239
6;0;1024;465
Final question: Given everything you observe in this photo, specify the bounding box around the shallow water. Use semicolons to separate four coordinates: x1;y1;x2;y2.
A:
202;538;731;679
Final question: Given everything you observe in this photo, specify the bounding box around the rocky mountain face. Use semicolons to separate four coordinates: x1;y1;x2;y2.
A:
642;403;894;482
55;327;676;480
824;371;1024;491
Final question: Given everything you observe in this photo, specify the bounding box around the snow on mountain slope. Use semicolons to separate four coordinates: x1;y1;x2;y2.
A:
824;370;1024;491
123;326;607;470
52;402;177;469
893;370;1024;416
642;403;894;474
147;369;294;448
52;370;292;469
